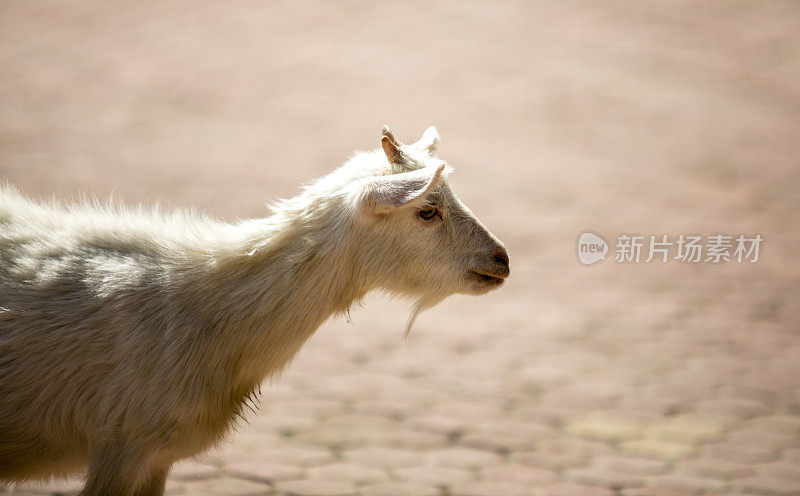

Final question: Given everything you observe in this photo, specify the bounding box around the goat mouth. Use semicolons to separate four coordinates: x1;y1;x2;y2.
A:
469;271;506;286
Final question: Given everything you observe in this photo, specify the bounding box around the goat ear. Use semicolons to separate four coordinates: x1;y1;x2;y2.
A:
381;125;403;164
362;164;447;214
413;125;440;154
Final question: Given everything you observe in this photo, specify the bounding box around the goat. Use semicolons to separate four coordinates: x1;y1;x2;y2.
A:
0;126;509;495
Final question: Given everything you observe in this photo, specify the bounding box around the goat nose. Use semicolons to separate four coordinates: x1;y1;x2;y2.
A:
493;247;510;273
493;247;509;267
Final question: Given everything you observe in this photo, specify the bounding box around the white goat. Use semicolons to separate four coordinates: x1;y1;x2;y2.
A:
0;126;509;495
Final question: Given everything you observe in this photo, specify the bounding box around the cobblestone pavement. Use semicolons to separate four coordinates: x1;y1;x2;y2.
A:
2;1;800;495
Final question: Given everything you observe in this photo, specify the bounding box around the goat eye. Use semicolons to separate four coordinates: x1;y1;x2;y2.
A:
418;207;438;220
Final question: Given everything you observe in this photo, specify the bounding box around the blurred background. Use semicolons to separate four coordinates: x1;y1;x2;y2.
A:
2;1;800;495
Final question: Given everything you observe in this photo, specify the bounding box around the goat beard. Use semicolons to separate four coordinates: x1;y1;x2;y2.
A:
404;294;446;340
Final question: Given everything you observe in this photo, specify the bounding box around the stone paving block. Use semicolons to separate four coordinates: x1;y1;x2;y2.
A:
458;420;558;452
784;448;800;463
476;420;559;441
269;399;345;420
358;482;439;496
759;462;800;482
375;383;441;409
518;405;576;426
321;415;397;431
620;488;689;496
675;458;756;480
292;425;382;448
255;447;336;468
368;355;428;379
542;483;614;496
425;448;502;470
182;476;272;496
510;451;587;471
518;362;576;387
479;464;558;486
170;460;221;481
342;447;419;470
11;478;83;495
668;412;743;430
209;445;255;465
703;442;779;464
586;408;662;426
645;383;712;404
563;467;645;490
450;481;538;496
592;455;668;476
294;415;396;448
276;479;357;496
458;433;530;452
560;380;626;403
726;429;798;451
165;479;187;495
733;477;800;496
290;358;359;377
617;397;682;418
564;417;643;443
393;466;475;486
349;399;415;420
431;401;502;423
252;414;317;437
427;377;506;401
537;391;617;415
645;474;728;494
662;368;726;390
224;461;305;484
750;415;800;435
404;415;469;437
306;463;389;485
373;428;449;449
620;439;695;461
303;375;389;403
694;398;769;419
539;437;615;458
232;434;290;459
646;418;726;445
719;385;776;404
